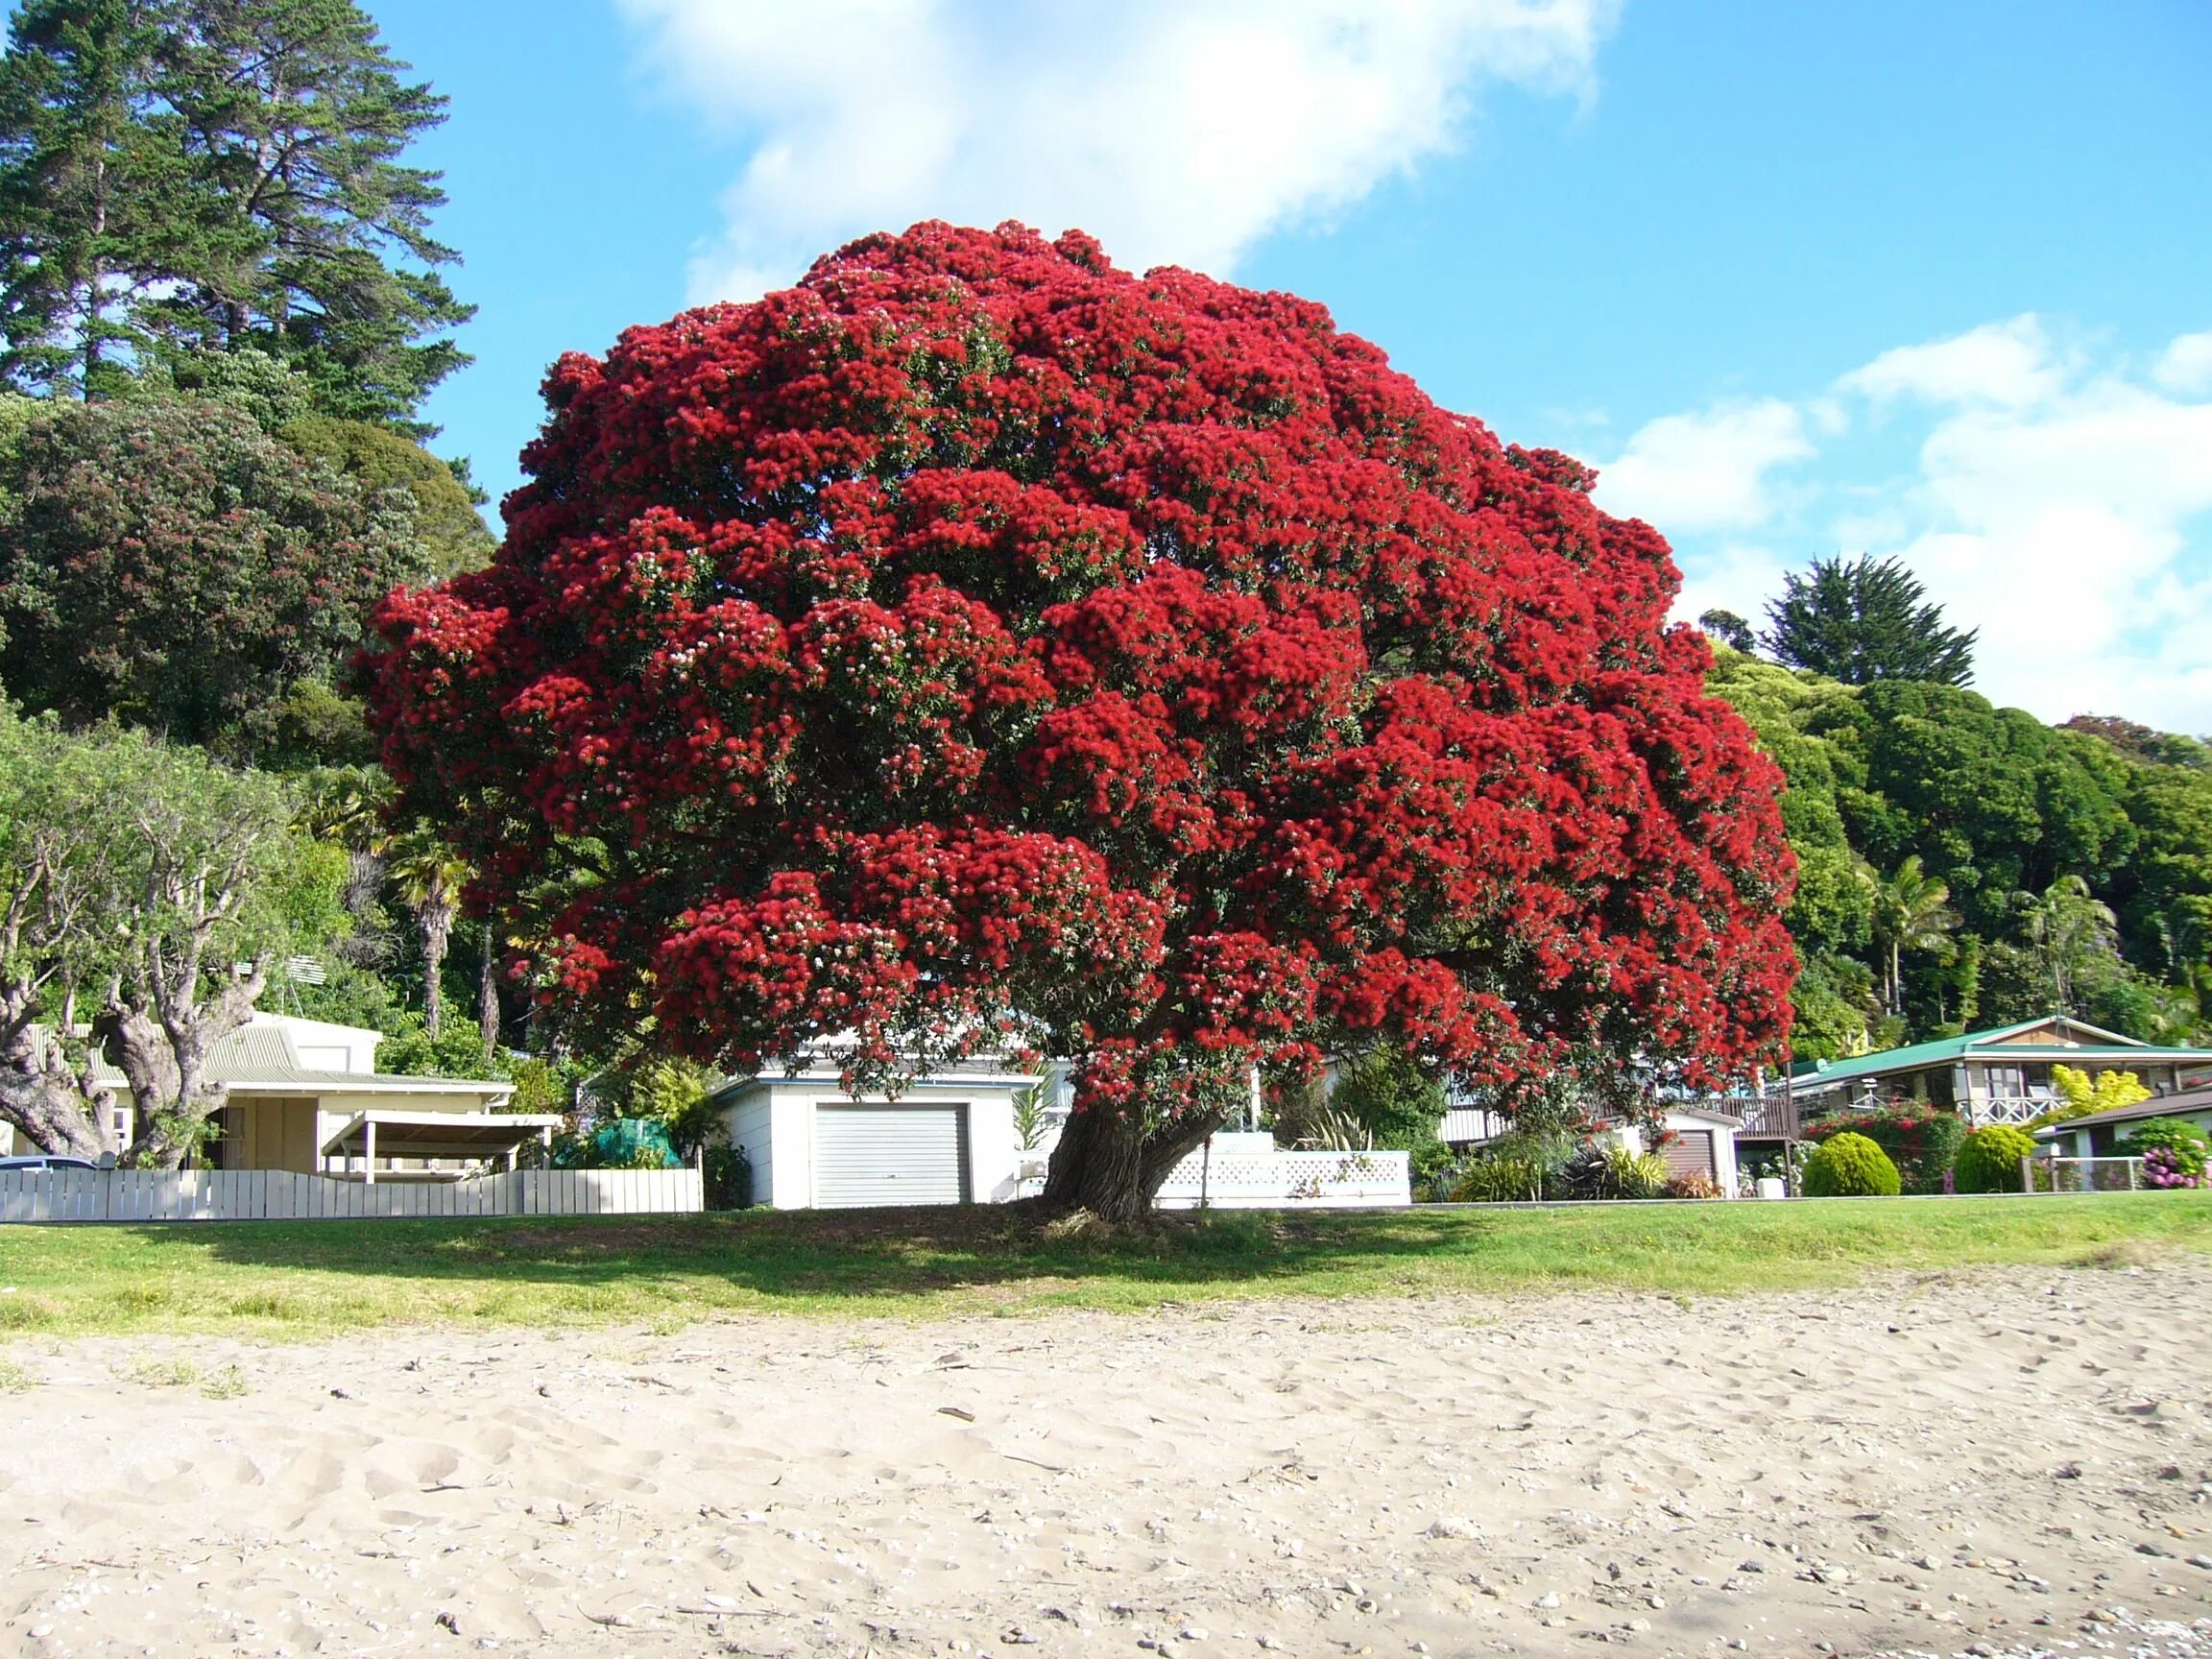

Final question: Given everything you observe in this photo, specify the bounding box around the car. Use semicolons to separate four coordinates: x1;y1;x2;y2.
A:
0;1154;97;1171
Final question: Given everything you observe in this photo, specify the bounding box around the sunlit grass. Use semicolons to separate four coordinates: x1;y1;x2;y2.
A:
0;1190;2203;1340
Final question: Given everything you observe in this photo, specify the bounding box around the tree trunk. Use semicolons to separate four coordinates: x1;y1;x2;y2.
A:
477;919;498;1066
422;920;447;1042
1041;1101;1230;1223
103;958;267;1169
419;873;454;1043
0;1005;109;1161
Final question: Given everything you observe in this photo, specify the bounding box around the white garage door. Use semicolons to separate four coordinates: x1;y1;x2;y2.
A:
813;1104;969;1208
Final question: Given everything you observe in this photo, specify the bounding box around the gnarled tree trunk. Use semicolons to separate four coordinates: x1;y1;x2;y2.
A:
101;957;267;1168
1041;1102;1230;1223
0;989;109;1161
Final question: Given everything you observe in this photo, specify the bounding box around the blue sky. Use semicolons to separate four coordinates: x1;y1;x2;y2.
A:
373;0;2212;730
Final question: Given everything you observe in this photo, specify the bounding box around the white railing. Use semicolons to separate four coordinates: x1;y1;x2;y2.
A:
2026;1155;2147;1194
1965;1095;2047;1127
1155;1148;1411;1210
0;1166;703;1224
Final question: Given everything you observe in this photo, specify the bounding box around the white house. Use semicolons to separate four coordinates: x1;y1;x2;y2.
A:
1437;1089;1748;1194
709;1052;1050;1209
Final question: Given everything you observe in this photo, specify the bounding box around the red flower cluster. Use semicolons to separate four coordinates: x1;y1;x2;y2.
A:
369;221;1795;1123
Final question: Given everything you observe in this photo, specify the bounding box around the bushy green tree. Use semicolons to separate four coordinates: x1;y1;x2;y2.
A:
276;414;491;575
1952;1123;2035;1193
0;709;343;1162
1762;555;1976;686
0;394;430;755
0;0;472;422
1328;1047;1452;1188
1800;1130;1901;1197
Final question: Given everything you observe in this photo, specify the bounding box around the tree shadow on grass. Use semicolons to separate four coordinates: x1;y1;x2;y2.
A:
69;1190;2212;1327
174;1202;1498;1307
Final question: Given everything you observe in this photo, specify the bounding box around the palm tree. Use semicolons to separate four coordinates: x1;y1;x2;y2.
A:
388;833;472;1043
1870;855;1959;1017
2024;876;2118;1016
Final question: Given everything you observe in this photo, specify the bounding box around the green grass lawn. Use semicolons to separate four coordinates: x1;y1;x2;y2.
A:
0;1192;2206;1340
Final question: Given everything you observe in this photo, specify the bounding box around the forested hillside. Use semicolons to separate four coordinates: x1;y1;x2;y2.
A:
1711;647;2212;1059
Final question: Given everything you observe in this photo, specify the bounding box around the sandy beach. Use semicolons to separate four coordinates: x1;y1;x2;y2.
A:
2;1260;2209;1659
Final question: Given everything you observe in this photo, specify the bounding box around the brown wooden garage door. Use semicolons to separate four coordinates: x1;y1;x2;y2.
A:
1661;1129;1715;1181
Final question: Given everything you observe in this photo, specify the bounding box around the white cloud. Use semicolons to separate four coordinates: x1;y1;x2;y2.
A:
1879;370;2212;727
1594;398;1817;532
615;0;1622;301
1671;543;1790;636
2154;329;2212;396
1647;319;2212;732
1838;314;2065;409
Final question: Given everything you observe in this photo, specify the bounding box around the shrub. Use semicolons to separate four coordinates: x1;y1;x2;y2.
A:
1801;1132;1901;1197
1448;1154;1549;1204
1445;1129;1578;1203
1952;1124;2036;1193
2142;1146;2203;1190
1560;1143;1668;1201
1663;1170;1723;1200
2120;1118;2210;1179
1803;1106;1963;1194
704;1142;753;1208
2034;1065;2152;1127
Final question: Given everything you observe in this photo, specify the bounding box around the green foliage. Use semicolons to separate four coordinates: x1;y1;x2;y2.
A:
2117;1118;2209;1178
374;1012;504;1080
0;0;182;397
1805;1106;1964;1194
1705;644;2209;1051
505;1053;585;1118
1559;1142;1669;1201
1870;854;1958;1015
1697;608;1755;652
1445;1128;1572;1203
1762;554;1977;686
0;0;472;422
0;395;431;757
2032;1065;2152;1127
1011;1079;1048;1152
276;415;493;576
1330;1048;1451;1183
1952;1124;2036;1193
1800;1131;1902;1197
1788;950;1879;1062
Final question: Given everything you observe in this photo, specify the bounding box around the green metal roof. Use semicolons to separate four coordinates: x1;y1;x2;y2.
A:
1791;1017;2212;1094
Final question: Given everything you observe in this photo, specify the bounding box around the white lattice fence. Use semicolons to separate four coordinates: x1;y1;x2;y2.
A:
0;1167;703;1224
1154;1148;1411;1210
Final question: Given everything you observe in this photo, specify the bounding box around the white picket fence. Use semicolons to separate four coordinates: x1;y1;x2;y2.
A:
0;1166;703;1224
1155;1147;1412;1210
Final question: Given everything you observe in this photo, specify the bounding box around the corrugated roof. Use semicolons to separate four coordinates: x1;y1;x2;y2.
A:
1791;1017;2212;1094
81;1023;505;1094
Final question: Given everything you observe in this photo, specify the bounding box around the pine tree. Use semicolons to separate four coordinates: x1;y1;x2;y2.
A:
152;0;473;425
0;0;180;396
1762;554;1978;685
0;0;471;423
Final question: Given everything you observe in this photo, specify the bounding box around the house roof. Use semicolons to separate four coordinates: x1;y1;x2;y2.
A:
82;1024;507;1099
1791;1018;2212;1095
2031;1087;2212;1138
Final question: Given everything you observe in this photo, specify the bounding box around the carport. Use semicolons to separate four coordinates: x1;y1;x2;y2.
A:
320;1110;564;1181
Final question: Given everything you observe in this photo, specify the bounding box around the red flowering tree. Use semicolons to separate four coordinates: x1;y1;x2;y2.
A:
369;222;1795;1220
